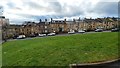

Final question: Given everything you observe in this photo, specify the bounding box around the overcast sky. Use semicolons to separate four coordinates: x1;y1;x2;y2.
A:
0;0;119;24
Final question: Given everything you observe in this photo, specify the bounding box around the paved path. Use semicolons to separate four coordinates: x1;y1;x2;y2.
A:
71;59;120;68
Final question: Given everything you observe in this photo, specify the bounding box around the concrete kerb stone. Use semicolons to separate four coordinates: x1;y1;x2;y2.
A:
69;58;120;67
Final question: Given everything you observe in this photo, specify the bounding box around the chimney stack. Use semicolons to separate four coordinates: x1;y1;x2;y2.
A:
64;19;66;23
73;18;75;22
45;19;47;22
39;19;42;23
51;18;53;23
90;17;92;19
79;17;80;21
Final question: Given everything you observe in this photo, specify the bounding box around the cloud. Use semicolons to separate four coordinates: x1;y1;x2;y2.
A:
24;1;45;10
0;6;3;15
48;2;62;12
93;2;118;16
0;0;119;24
6;2;18;9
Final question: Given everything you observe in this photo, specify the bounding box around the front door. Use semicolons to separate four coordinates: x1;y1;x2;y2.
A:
59;27;63;32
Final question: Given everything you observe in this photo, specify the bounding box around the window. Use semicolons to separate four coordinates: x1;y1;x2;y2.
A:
45;30;47;32
45;26;47;28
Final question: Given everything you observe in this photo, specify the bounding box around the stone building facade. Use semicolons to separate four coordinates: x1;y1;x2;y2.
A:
49;19;67;33
1;16;118;39
0;16;9;39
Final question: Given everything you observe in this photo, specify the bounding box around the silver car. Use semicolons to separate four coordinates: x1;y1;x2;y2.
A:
68;30;75;34
38;34;46;37
17;35;26;39
47;33;56;36
95;29;103;32
78;30;85;33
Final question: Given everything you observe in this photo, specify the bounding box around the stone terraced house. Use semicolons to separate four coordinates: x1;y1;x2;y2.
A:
1;16;118;39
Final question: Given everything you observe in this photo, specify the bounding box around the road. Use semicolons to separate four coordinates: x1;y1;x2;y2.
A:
5;31;111;42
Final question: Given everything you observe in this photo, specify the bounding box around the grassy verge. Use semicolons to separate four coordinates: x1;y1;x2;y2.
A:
2;32;119;66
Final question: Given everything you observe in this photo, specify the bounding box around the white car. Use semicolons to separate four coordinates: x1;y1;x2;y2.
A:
47;33;56;36
111;28;119;32
68;30;75;34
17;35;26;39
78;30;85;33
38;34;46;37
95;29;103;32
83;29;87;32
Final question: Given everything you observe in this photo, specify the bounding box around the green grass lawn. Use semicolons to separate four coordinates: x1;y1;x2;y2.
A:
2;32;119;66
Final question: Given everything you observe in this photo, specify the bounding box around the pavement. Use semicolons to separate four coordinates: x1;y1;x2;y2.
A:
70;59;120;68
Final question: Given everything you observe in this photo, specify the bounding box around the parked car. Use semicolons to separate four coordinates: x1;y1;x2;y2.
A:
47;33;56;36
38;34;46;37
29;34;36;37
111;28;119;32
83;29;87;32
78;30;85;33
17;35;26;39
68;30;75;34
95;29;103;32
13;35;18;39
